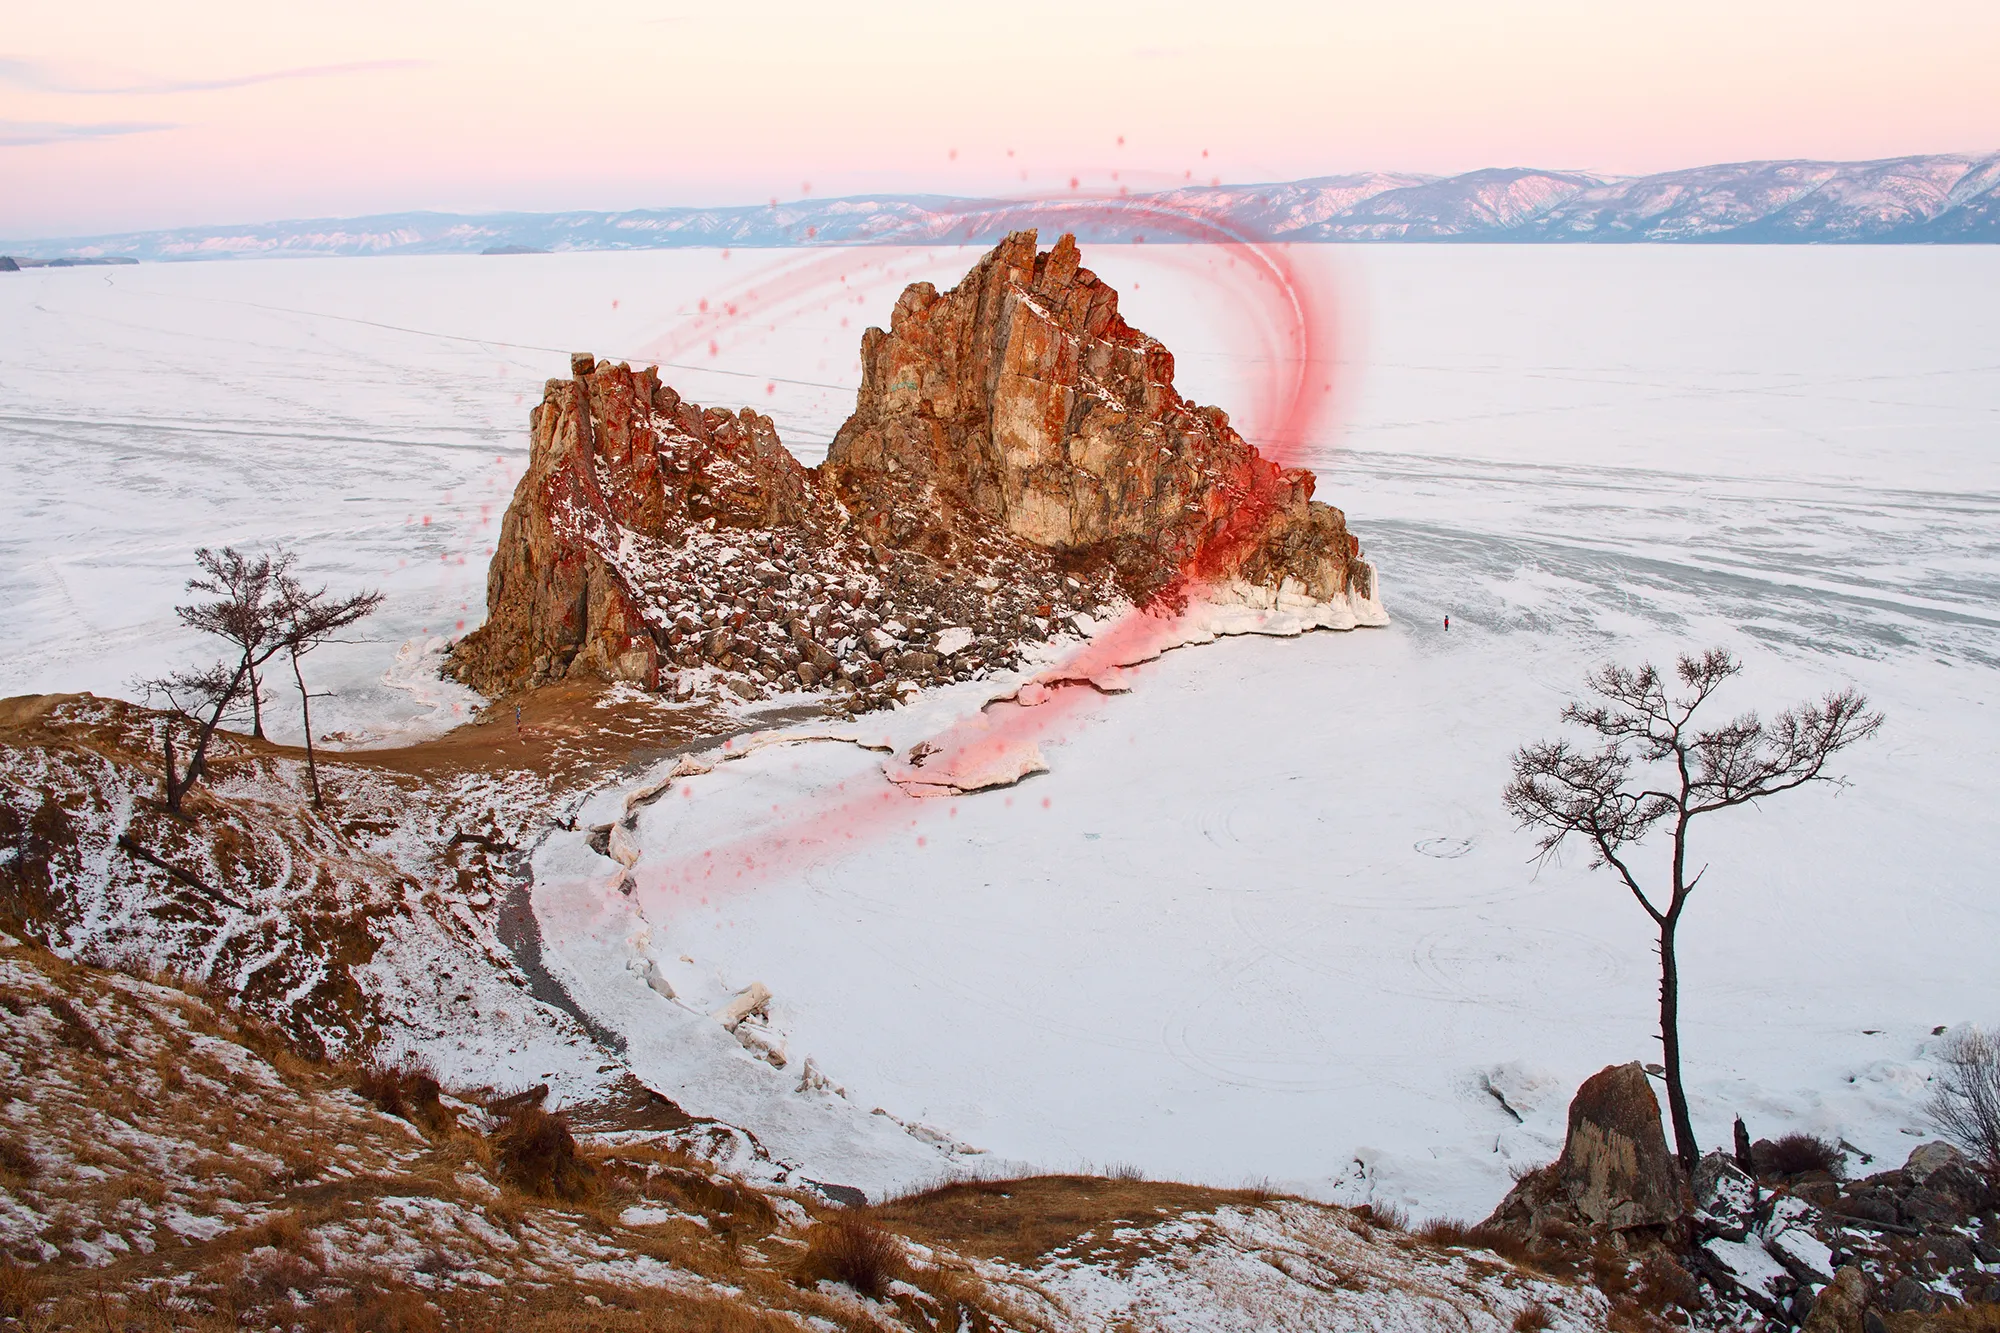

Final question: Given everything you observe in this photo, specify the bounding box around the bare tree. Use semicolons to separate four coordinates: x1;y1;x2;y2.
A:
274;571;383;808
140;662;249;815
1929;1028;2000;1179
1503;648;1882;1171
175;547;291;740
139;547;292;814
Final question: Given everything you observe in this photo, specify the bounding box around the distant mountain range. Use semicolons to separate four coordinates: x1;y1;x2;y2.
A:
7;153;1998;261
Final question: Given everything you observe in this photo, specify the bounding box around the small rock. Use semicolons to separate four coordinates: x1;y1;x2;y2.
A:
1902;1186;1963;1226
1834;1191;1900;1227
1888;1276;1938;1313
1801;1265;1871;1333
1924;1229;1975;1270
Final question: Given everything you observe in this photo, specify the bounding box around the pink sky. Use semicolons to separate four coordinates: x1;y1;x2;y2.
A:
4;0;1997;237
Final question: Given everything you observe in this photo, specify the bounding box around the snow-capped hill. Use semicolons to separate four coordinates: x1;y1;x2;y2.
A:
1288;167;1611;239
7;154;1998;261
1148;172;1438;235
1521;153;2000;242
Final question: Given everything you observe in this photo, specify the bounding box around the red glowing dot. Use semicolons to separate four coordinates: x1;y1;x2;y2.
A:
721;249;731;259
1202;148;1209;157
455;620;465;630
708;341;719;357
766;383;776;394
1069;177;1079;190
948;147;958;160
421;515;430;525
1041;797;1051;808
611;298;620;309
699;298;709;312
1116;135;1125;146
916;836;926;847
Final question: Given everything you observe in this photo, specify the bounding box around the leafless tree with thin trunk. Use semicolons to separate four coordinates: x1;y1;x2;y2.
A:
139;663;249;815
174;546;291;740
1503;647;1882;1172
274;572;383;808
1929;1027;2000;1180
139;547;291;814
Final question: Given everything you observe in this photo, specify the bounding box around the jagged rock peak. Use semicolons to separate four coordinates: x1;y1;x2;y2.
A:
447;233;1382;704
825;230;1372;608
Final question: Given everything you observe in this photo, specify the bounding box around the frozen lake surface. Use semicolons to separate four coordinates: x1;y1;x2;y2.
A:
2;245;1996;1213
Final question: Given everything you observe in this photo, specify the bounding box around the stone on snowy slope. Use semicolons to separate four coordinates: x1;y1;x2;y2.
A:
1903;1140;1966;1185
1558;1062;1691;1230
1484;1062;1691;1244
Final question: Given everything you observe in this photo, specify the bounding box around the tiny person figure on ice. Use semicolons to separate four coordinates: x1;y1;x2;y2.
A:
1444;615;1450;631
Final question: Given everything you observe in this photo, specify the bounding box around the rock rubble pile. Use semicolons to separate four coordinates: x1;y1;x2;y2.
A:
1483;1063;2000;1330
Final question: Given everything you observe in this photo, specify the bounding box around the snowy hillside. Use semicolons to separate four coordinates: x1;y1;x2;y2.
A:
6;154;1998;262
3;244;1994;1225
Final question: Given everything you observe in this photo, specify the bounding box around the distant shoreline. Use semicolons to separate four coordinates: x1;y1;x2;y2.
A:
6;151;1996;261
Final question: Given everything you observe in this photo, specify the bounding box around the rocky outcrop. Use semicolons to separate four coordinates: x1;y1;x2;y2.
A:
1486;1064;2000;1326
448;232;1382;704
823;232;1370;609
1487;1062;1692;1241
1559;1062;1693;1230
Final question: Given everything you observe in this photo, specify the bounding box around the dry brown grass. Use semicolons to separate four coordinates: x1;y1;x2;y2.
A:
592;1141;777;1235
0;1132;36;1182
792;1218;907;1298
1358;1200;1408;1231
865;1173;1281;1265
495;1104;597;1202
1513;1302;1554;1332
0;1258;40;1321
1887;1310;2000;1333
44;995;107;1056
1413;1217;1541;1271
353;1058;457;1136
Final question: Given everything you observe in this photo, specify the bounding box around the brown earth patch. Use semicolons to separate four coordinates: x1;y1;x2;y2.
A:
863;1173;1286;1265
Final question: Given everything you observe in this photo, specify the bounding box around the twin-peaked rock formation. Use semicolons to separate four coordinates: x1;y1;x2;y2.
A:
447;231;1382;707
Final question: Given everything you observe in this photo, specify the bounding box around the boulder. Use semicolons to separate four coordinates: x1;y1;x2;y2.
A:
1558;1062;1692;1230
1483;1062;1692;1241
1903;1140;1966;1184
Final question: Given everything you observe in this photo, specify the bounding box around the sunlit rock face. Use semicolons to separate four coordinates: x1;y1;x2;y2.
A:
449;232;1379;704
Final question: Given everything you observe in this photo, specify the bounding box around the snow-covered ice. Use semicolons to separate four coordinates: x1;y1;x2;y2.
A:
3;244;1996;1215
